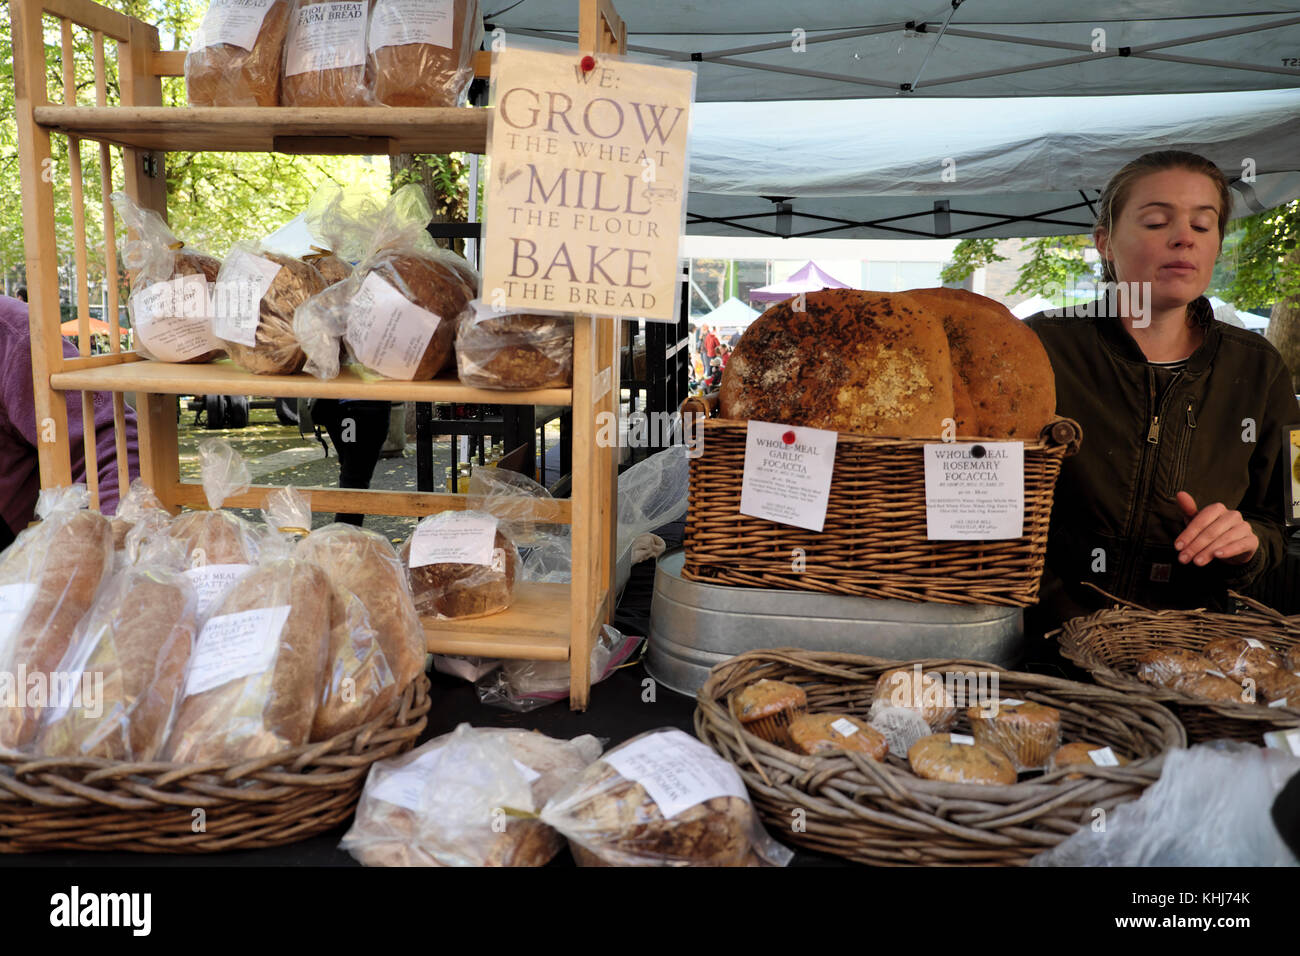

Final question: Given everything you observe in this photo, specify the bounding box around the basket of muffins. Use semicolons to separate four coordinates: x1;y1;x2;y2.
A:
1057;591;1300;744
695;648;1185;867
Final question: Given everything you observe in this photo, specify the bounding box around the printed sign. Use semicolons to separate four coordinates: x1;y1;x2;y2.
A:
924;442;1025;540
738;421;837;532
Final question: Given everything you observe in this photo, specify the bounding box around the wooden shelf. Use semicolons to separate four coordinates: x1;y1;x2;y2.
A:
33;105;489;155
421;582;572;660
49;358;573;406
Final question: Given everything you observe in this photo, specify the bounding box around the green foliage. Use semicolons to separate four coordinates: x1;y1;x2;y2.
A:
1224;202;1300;311
1007;235;1094;297
938;238;1005;284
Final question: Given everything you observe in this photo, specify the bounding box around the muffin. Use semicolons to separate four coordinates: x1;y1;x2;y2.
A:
908;733;1017;786
1201;636;1281;682
1135;648;1216;689
873;667;956;731
787;714;887;760
1049;742;1129;779
733;679;808;744
967;699;1062;771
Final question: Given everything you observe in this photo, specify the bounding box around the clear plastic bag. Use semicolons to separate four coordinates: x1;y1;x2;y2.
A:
0;486;114;752
465;466;562;549
35;560;198;762
212;241;326;375
539;728;794;867
476;625;642;713
368;0;483;107
281;0;374;107
112;192;223;364
110;478;170;553
170;439;262;569
398;510;519;619
455;300;573;390
186;0;292;106
615;444;690;563
341;723;602;867
1030;744;1300;866
869;666;958;732
431;654;500;683
296;185;476;381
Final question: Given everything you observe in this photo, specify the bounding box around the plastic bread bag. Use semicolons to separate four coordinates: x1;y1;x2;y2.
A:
112;192;223;364
476;625;641;713
296;185;475;381
616;444;690;579
295;522;429;740
186;0;292;106
0;486;114;752
865;706;932;759
1201;636;1283;682
35;556;199;762
868;665;958;732
540;728;795;867
162;550;335;764
281;0;374;107
398;510;519;620
368;0;483;107
466;466;572;584
109;478;170;552
212;240;327;375
455;300;574;390
1030;743;1300;867
431;655;500;683
340;723;602;867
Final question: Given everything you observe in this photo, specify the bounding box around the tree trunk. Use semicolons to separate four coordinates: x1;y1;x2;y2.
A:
389;153;464;257
1265;244;1300;392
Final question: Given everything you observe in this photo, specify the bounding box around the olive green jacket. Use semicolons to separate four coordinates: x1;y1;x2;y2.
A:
1024;296;1299;616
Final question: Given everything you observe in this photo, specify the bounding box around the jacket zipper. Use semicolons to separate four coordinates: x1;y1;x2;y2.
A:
1119;367;1184;596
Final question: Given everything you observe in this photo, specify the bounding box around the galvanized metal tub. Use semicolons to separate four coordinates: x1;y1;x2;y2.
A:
647;550;1025;697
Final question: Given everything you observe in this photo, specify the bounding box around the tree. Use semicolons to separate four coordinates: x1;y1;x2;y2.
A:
1227;202;1300;388
390;153;472;256
941;235;1093;300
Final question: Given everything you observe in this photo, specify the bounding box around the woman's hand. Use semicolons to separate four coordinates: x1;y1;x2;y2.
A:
1174;492;1259;566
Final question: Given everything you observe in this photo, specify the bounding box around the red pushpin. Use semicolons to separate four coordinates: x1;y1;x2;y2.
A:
782;430;796;444
580;55;596;72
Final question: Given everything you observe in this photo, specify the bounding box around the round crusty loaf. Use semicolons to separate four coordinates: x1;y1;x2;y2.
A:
967;700;1061;771
399;528;518;619
1258;669;1300;706
186;0;291;106
720;289;956;438
355;251;473;380
456;312;573;389
905;287;1057;439
305;252;352;287
220;252;327;375
280;0;372;107
370;0;481;107
135;251;224;364
1200;636;1281;683
908;733;1017;785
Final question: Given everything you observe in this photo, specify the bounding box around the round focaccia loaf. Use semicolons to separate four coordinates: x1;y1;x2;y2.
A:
455;311;574;389
719;289;956;438
353;251;473;380
185;0;292;106
219;252;326;375
908;733;1017;785
905;287;1057;439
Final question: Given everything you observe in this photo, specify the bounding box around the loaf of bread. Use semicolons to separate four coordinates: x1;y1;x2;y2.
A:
908;733;1017;785
787;713;888;760
1285;646;1300;673
1135;648;1217;688
295;524;427;739
0;508;113;751
350;252;471;380
369;0;482;107
133;251;225;364
164;559;331;763
400;512;519;619
1258;669;1300;706
905;288;1057;438
456;307;574;390
36;568;197;761
215;251;326;375
343;726;601;867
720;290;956;437
110;480;168;552
967;699;1061;771
303;250;352;287
1201;636;1281;683
1173;671;1247;704
186;0;292;106
170;511;260;567
540;729;783;867
872;666;957;731
1049;742;1129;778
280;0;373;107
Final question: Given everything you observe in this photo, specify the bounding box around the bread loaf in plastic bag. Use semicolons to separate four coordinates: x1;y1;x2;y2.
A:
186;0;292;106
213;243;326;375
455;300;573;390
369;0;482;107
399;510;519;619
281;0;374;107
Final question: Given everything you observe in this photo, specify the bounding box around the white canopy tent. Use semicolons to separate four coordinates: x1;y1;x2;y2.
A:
698;296;761;331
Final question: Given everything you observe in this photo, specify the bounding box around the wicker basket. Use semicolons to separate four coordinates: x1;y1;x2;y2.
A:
682;417;1081;607
1056;592;1300;744
0;674;430;853
694;649;1184;867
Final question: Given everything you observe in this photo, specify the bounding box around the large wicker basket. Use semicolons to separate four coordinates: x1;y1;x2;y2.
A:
0;674;430;853
1056;592;1300;744
682;417;1081;607
694;649;1184;867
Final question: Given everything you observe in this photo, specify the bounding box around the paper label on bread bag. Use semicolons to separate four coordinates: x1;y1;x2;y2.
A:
369;0;453;53
0;582;38;650
1087;746;1120;766
285;1;368;76
346;272;438;380
601;730;748;820
830;718;859;738
1245;638;1267;650
512;759;541;784
213;250;281;347
197;0;277;51
186;605;291;697
738;421;837;533
132;275;220;362
923;442;1025;540
184;563;254;618
1000;698;1025;707
949;734;975;746
408;513;498;568
371;747;447;810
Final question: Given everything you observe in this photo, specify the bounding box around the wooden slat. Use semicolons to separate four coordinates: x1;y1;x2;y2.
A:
421;582;572;660
60;351;143;371
118;21;166;217
136;392;178;511
50;360;574;406
151;48;490;80
169;483;574;523
33;106;490;155
39;0;133;42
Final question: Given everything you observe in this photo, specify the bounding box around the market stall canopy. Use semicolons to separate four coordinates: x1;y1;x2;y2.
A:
749;261;855;302
60;318;113;335
683;88;1300;238
487;2;1300;100
699;296;760;329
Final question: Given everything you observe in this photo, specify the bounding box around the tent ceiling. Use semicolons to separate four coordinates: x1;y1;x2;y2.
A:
488;2;1300;99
